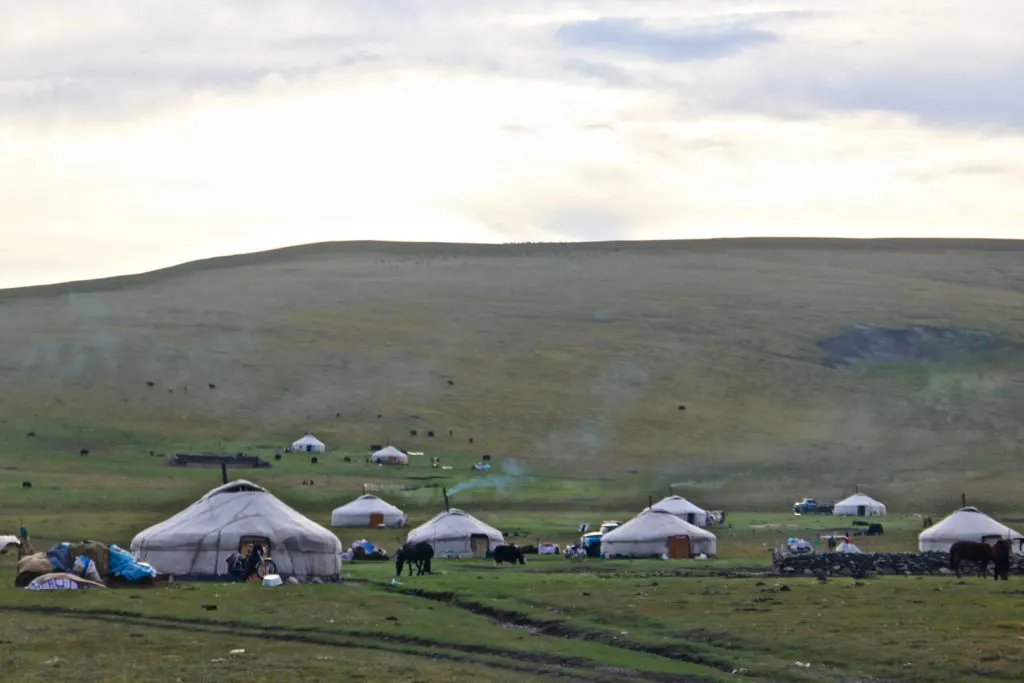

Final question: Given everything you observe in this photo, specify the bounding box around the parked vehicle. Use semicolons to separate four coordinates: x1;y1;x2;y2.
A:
792;498;834;515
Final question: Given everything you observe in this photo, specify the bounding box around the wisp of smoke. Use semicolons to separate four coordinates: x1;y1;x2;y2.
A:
671;479;727;490
447;459;529;497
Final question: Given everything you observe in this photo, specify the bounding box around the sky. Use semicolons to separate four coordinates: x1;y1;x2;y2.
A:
2;0;1023;288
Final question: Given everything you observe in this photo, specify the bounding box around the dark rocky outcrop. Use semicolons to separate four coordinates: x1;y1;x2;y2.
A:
819;325;1004;368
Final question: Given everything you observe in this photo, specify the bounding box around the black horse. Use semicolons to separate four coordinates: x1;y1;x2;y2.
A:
993;539;1012;581
492;544;526;565
950;540;1006;578
395;541;434;577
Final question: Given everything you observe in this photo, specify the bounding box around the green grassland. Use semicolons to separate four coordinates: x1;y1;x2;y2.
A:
2;239;1024;682
2;239;1024;509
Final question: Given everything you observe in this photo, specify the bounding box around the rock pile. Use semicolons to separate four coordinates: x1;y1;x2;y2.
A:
774;551;1024;577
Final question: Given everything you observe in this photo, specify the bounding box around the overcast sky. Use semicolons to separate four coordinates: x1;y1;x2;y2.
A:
2;0;1023;288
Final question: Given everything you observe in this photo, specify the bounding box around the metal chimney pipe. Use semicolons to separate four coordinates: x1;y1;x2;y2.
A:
443;487;450;512
221;462;228;485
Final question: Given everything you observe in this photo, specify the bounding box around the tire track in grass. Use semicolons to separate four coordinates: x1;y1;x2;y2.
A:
401;589;740;672
396;588;863;682
0;606;718;683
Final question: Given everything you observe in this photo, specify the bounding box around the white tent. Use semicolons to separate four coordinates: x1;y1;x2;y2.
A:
406;508;504;559
833;493;887;517
371;446;409;465
331;494;408;528
601;509;717;559
643;495;710;527
130;480;342;577
919;507;1023;553
291;433;325;453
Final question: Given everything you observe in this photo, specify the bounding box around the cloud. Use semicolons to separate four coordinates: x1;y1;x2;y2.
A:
2;1;1024;287
778;68;1024;130
554;17;779;62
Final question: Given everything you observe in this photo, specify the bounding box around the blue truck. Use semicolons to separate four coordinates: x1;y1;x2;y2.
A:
792;498;834;515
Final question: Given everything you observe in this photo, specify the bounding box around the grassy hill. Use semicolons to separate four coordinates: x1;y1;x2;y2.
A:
2;238;1023;511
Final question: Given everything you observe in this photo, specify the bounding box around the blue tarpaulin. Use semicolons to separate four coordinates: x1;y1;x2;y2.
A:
109;544;157;581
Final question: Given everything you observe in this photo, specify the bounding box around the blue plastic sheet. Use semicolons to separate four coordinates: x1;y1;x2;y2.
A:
109;544;157;581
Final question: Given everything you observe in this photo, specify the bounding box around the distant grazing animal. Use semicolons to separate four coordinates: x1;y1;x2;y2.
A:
80;449;89;456
208;383;216;389
564;546;587;561
146;381;155;387
492;544;526;565
993;539;1012;581
21;481;32;489
950;540;998;578
395;542;434;577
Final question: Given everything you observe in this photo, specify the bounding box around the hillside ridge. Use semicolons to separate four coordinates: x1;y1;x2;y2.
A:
3;237;1023;300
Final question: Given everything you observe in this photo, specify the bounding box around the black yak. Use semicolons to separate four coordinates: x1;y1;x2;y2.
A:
493;544;526;565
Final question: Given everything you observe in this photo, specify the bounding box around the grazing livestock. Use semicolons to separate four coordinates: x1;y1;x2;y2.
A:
492;544;526;565
80;449;90;456
21;481;32;489
395;541;434;577
993;539;1012;580
950;540;997;578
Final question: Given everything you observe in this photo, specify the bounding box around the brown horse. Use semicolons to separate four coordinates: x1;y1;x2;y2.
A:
950;540;1012;579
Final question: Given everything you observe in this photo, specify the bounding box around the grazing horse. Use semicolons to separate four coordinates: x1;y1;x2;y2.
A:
395;541;434;577
492;544;526;565
950;540;997;578
992;539;1012;581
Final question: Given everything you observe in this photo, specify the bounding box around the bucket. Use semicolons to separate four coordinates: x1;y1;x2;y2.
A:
262;574;283;587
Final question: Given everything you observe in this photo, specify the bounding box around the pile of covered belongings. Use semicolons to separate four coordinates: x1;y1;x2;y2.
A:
108;544;158;581
836;540;862;553
538;542;560;555
19;543;108;590
341;539;389;561
786;537;814;553
16;541;157;588
0;535;22;554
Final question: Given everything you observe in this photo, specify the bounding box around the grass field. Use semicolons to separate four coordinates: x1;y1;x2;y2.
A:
2;239;1024;681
